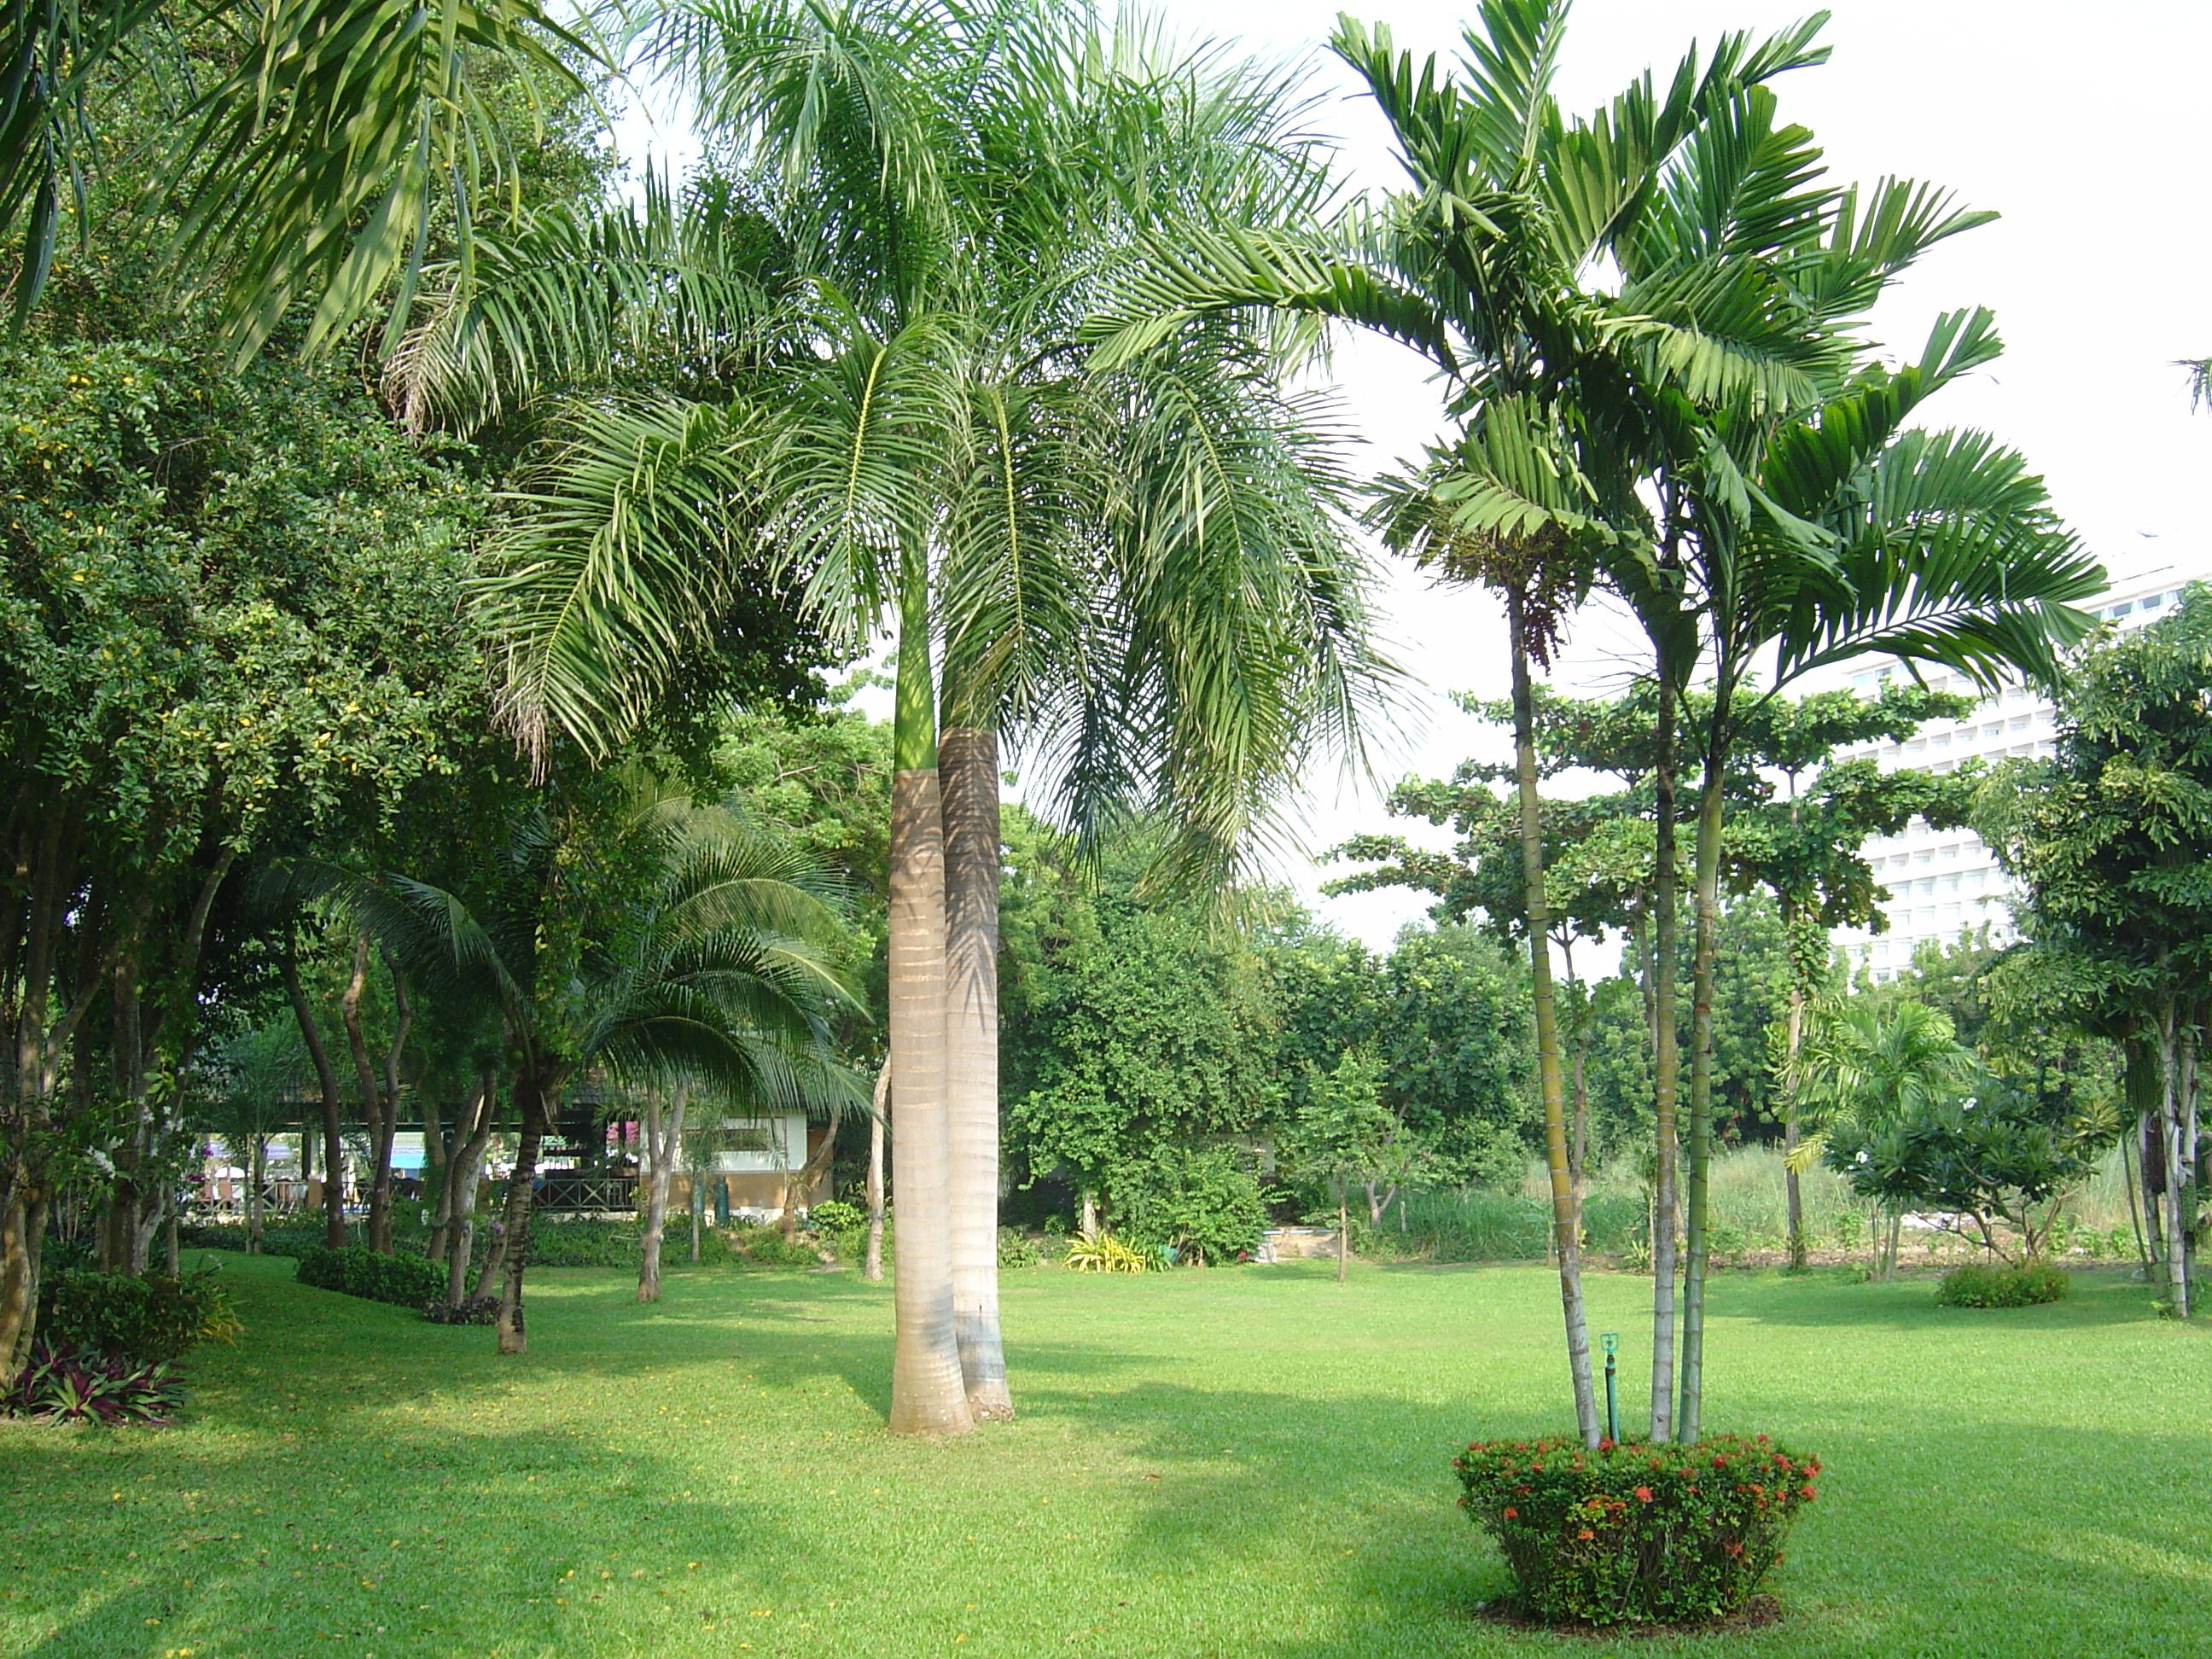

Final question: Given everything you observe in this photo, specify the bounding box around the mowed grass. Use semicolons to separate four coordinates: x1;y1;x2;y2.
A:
3;1254;2207;1659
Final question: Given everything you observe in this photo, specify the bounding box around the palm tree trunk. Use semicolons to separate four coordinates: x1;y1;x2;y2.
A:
1336;1180;1348;1283
1678;758;1725;1442
1782;906;1809;1272
1648;670;1682;1442
941;723;1011;1420
2157;1006;2190;1318
885;568;974;1437
1507;591;1599;1447
495;1065;556;1355
864;1065;886;1282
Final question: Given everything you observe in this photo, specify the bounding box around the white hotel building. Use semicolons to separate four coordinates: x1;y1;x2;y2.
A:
1815;562;2206;981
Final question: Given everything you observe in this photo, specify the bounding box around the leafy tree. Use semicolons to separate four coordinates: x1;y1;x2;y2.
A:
1281;1046;1395;1282
1978;585;2212;1314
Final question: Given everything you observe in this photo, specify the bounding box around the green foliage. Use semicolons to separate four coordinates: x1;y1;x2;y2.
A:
1106;1146;1267;1265
725;1225;821;1270
1063;1233;1152;1273
294;1246;446;1308
3;1340;187;1425
806;1200;865;1235
36;1266;239;1363
1001;827;1281;1204
419;1295;500;1325
996;1227;1044;1271
1453;1434;1820;1625
1937;1261;2069;1307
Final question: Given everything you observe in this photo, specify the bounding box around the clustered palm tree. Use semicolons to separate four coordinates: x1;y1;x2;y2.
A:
1091;0;2104;1443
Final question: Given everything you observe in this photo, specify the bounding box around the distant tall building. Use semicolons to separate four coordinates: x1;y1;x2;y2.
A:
1810;562;2207;981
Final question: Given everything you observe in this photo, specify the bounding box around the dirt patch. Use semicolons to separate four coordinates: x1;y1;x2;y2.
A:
1473;1593;1785;1641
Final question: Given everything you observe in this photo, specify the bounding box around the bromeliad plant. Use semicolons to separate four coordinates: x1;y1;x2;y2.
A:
1453;1433;1820;1625
3;1340;187;1425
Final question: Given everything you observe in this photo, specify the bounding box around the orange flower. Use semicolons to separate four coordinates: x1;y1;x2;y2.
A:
1799;1485;1816;1500
1502;1507;1516;1519
1576;1529;1594;1541
1634;1487;1653;1504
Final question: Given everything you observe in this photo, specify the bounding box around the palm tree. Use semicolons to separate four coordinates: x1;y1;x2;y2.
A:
351;792;862;1353
1788;997;1971;1278
1088;0;1831;1447
399;0;1386;1433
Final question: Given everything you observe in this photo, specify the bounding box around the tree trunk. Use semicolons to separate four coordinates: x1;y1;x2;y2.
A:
1678;756;1726;1443
690;1176;703;1266
1336;1182;1348;1283
1080;1191;1097;1240
1781;902;1809;1272
886;762;974;1435
0;1194;34;1369
777;1103;841;1241
338;932;393;1254
246;1133;265;1254
2157;1010;2190;1318
282;936;349;1251
444;1071;498;1306
1508;591;1599;1447
1647;667;1682;1442
495;1067;557;1355
941;724;1010;1420
637;1084;687;1303
863;1063;887;1282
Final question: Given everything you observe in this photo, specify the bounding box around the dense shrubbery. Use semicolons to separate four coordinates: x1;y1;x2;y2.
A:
3;1341;187;1424
1937;1260;2069;1307
178;1222;329;1260
37;1266;241;1363
998;1226;1044;1269
1453;1434;1819;1625
1109;1146;1267;1263
296;1246;446;1307
420;1295;500;1325
726;1225;824;1268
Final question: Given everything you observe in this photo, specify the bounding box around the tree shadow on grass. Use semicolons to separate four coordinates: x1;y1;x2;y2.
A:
1026;1374;2211;1658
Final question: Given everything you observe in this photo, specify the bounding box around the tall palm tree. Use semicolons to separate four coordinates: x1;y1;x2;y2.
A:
350;792;862;1353
401;0;1386;1434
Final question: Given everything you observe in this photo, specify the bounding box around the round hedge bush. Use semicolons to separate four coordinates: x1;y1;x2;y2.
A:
1453;1433;1819;1625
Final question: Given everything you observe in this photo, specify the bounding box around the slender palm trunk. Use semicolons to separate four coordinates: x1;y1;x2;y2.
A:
339;932;394;1254
495;1068;555;1355
1678;757;1726;1442
1648;671;1682;1441
864;1065;886;1282
1507;592;1599;1447
885;568;974;1437
2157;1006;2190;1318
941;724;1011;1420
1336;1179;1348;1283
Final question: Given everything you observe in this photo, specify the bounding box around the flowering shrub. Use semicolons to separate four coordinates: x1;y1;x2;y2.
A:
1452;1433;1819;1624
1937;1260;2069;1307
3;1341;187;1425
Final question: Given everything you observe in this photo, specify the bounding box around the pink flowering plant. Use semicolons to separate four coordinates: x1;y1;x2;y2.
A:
1452;1433;1820;1624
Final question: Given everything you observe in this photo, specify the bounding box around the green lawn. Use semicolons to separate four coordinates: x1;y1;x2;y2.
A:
3;1253;2206;1659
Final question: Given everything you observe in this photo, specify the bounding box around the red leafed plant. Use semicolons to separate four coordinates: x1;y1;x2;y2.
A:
3;1340;188;1425
1452;1434;1819;1624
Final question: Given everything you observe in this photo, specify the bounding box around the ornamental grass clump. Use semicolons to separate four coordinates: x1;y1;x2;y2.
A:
1937;1260;2069;1307
1453;1433;1819;1625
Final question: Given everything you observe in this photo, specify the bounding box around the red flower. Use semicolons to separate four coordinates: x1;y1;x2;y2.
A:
1711;1455;1727;1469
1800;1484;1816;1500
1598;1436;1615;1451
1755;1434;1769;1444
1576;1529;1595;1541
1634;1487;1653;1504
1722;1540;1743;1557
1502;1507;1517;1520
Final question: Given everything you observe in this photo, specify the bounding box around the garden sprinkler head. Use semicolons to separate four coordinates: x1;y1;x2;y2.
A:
1600;1331;1618;1356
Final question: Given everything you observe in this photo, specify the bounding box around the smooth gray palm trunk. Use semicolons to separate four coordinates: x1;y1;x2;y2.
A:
1647;674;1682;1441
941;726;1011;1419
887;767;975;1435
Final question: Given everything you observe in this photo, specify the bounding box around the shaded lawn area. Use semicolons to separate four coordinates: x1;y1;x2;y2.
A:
2;1253;2206;1659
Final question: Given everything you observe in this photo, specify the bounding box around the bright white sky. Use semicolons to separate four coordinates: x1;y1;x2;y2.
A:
621;2;2212;951
1164;0;2212;949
